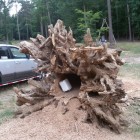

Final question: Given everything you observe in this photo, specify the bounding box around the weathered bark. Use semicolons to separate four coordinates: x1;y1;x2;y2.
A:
15;98;54;118
14;19;127;133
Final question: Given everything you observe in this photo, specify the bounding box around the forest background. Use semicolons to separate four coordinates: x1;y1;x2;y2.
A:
0;0;139;43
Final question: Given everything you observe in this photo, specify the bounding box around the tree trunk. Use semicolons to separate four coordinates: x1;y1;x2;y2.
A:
26;24;29;40
40;17;44;35
126;0;132;41
115;0;119;40
45;24;48;37
107;0;114;47
16;3;21;41
46;0;51;24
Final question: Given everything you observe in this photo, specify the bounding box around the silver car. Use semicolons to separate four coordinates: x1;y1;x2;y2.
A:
0;44;38;86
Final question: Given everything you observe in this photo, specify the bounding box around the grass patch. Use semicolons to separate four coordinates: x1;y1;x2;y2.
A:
0;96;15;125
132;126;140;133
126;99;140;138
131;126;140;139
117;42;140;58
119;63;140;79
130;116;140;137
0;109;14;124
118;42;140;54
0;101;3;106
0;82;30;125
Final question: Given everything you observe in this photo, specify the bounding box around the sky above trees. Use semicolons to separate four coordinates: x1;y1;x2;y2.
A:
9;2;21;16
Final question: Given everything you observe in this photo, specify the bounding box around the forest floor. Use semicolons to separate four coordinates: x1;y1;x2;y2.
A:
0;42;140;140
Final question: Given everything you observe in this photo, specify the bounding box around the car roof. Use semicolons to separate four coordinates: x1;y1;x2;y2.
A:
0;44;19;48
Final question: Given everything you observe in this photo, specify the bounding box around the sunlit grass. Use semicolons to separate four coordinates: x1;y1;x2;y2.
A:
118;42;140;80
118;42;140;53
118;42;140;57
119;63;140;79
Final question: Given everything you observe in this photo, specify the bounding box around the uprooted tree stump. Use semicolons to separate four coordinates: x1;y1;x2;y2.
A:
14;19;127;134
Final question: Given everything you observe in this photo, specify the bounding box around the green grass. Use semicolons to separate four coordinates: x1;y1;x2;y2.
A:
131;126;140;139
0;94;15;124
122;98;140;137
118;42;140;57
0;109;14;124
117;42;140;79
118;42;140;53
128;100;140;138
132;126;140;133
0;82;30;125
0;101;3;106
118;42;140;137
119;63;140;79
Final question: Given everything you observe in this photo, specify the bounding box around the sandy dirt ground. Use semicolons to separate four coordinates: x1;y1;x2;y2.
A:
0;102;136;140
0;78;140;140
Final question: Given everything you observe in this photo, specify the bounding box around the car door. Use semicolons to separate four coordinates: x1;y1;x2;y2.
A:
0;47;16;84
10;47;37;80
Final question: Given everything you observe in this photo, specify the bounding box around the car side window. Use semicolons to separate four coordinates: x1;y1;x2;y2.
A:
0;49;9;59
10;47;27;59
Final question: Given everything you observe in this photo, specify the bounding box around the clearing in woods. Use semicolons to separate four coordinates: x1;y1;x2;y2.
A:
0;42;140;140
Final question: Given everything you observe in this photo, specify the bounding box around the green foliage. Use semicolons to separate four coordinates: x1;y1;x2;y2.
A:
75;9;102;40
0;0;140;41
97;27;109;34
76;9;102;30
128;0;140;38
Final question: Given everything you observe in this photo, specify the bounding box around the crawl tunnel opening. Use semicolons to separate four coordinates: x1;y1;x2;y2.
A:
58;73;81;93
